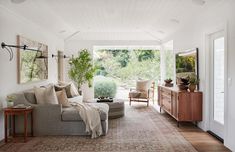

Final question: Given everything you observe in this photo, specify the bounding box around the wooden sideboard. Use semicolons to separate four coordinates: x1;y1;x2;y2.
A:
158;85;202;126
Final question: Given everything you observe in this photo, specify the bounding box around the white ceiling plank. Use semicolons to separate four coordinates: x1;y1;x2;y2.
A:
0;0;226;41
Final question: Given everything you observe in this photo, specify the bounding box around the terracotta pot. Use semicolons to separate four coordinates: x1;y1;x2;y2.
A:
189;84;196;92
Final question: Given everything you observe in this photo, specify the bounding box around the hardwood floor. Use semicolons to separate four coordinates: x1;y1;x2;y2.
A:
178;123;230;152
162;112;231;152
152;103;231;152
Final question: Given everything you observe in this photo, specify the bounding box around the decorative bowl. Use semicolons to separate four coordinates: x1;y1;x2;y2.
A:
164;79;173;84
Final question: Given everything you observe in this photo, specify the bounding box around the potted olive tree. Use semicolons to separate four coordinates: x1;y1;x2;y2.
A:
68;49;97;94
188;74;200;92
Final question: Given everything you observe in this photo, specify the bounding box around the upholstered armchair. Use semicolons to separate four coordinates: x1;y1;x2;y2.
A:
129;80;152;106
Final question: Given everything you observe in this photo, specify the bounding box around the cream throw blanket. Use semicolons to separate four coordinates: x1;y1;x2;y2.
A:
70;102;102;138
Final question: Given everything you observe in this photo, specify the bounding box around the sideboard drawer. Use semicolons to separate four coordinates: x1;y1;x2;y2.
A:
162;97;171;113
161;88;171;97
160;88;172;114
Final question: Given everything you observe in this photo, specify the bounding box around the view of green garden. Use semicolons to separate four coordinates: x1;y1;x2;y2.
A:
95;49;161;84
94;49;172;98
93;46;174;99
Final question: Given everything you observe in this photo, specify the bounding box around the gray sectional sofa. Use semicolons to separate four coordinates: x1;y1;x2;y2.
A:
11;89;109;136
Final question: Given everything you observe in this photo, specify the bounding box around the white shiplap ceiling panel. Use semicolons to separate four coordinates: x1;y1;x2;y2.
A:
0;0;225;41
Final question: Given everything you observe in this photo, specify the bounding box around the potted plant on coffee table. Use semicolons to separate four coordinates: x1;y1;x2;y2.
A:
188;74;200;92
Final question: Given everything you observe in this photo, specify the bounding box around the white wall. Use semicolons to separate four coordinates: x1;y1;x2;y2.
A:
0;6;64;139
64;40;160;101
1;1;234;150
162;1;235;151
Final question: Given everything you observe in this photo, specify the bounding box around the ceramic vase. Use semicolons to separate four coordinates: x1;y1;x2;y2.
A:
188;84;196;92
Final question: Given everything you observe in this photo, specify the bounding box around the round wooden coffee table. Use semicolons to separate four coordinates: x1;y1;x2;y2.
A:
104;99;125;119
87;99;125;119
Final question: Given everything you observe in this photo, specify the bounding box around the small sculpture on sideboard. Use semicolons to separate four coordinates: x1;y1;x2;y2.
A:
177;77;189;91
164;78;173;87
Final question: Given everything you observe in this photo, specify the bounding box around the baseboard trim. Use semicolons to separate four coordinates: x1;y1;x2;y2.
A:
207;130;224;143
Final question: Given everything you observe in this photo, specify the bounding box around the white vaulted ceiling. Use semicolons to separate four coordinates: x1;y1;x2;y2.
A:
0;0;225;41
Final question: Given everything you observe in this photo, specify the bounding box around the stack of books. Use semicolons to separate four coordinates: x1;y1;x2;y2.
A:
12;104;31;109
97;97;113;103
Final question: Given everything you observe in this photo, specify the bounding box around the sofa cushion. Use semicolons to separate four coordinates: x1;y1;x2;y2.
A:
136;80;150;92
56;90;71;107
61;103;109;121
11;93;29;105
24;91;37;104
59;81;79;97
34;85;58;105
129;90;148;98
129;90;141;98
62;107;82;121
55;84;73;98
68;95;83;103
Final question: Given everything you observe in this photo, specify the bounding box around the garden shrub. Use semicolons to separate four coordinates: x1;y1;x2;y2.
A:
94;76;117;98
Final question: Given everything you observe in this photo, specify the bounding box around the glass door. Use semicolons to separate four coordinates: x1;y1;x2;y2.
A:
209;31;225;139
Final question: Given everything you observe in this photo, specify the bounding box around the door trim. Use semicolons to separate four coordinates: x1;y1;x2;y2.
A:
205;26;228;140
209;30;225;139
207;130;224;143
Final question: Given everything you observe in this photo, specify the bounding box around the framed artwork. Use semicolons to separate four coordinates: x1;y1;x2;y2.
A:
175;48;199;88
17;35;48;84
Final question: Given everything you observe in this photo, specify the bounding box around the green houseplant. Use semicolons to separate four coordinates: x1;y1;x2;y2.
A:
68;49;97;94
6;95;15;107
188;74;200;92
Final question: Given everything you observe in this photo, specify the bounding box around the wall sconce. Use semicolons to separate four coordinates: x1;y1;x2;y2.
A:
1;42;47;61
52;54;70;59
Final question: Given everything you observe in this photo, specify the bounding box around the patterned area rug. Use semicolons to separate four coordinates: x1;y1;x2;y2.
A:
0;103;197;152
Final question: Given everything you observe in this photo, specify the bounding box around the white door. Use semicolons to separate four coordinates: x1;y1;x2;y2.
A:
209;31;225;139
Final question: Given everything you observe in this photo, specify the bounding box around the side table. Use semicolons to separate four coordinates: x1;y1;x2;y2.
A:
4;107;34;143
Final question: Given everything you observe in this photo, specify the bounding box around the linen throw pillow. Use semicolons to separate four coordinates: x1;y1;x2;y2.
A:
54;84;73;98
56;81;79;97
136;80;150;92
70;82;79;97
34;85;58;105
56;90;71;107
24;90;37;104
